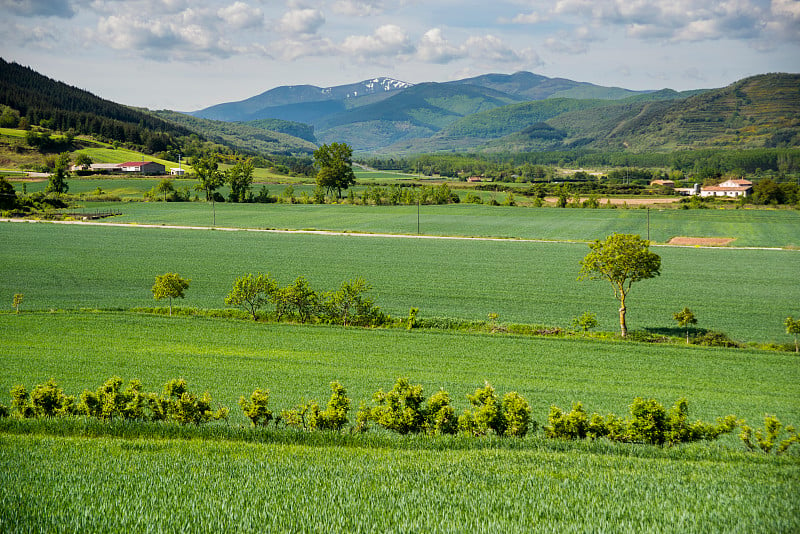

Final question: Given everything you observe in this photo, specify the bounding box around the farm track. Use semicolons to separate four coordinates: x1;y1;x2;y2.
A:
0;217;790;251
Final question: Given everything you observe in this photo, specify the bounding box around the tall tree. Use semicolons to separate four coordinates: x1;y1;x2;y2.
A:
578;233;661;337
227;158;254;202
156;178;175;201
314;142;356;199
224;273;277;320
45;152;70;195
193;155;224;201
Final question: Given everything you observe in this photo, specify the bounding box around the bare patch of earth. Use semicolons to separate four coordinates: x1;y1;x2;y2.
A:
667;237;735;246
543;197;680;206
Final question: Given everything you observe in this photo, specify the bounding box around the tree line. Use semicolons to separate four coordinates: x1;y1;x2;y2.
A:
361;148;800;182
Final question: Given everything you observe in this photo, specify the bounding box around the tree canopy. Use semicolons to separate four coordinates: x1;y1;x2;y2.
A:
314;142;356;199
151;272;190;316
578;233;661;337
193;155;224;201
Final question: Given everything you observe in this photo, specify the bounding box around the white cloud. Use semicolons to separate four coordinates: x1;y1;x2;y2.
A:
331;0;392;17
279;8;325;36
271;37;336;61
417;28;464;63
94;15;235;59
217;2;264;30
340;24;414;59
508;11;548;24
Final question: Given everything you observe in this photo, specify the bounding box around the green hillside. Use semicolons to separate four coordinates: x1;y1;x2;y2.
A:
486;74;800;153
152;110;316;156
243;118;317;143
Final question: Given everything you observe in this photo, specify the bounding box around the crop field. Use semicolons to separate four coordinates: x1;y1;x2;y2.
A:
2;312;798;422
2;220;798;342
2;206;799;531
0;312;798;532
21;200;798;248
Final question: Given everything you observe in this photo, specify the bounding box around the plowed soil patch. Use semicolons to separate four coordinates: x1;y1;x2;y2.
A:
668;237;735;246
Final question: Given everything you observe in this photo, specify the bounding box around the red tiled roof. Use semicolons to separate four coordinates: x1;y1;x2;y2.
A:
703;186;751;191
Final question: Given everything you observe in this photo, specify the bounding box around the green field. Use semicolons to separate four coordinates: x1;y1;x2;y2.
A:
12;200;796;248
0;312;798;531
2;220;798;343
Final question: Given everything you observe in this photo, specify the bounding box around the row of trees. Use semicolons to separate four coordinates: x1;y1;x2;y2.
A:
362;148;800;180
151;272;387;327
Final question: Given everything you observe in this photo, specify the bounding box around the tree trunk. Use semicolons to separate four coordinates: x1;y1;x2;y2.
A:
619;305;627;337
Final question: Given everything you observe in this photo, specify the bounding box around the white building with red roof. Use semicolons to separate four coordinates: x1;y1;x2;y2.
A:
699;178;753;198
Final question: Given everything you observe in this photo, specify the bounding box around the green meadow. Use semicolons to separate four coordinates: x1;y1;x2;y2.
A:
2;221;799;342
2;204;799;532
0;312;798;532
13;200;797;248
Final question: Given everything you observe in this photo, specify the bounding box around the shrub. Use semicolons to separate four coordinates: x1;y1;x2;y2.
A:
149;379;228;425
545;402;589;440
545;397;738;446
422;389;458;435
360;378;426;435
740;415;799;454
458;382;505;436
15;379;77;418
502;391;534;437
691;331;740;348
238;389;273;427
10;384;34;418
283;381;350;432
78;377;148;421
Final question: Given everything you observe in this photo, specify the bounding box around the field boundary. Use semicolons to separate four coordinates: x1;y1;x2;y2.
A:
0;218;790;251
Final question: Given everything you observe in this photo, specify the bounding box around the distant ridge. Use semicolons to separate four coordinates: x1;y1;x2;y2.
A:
193;77;413;122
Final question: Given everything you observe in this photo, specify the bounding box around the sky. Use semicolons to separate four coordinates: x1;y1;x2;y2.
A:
1;0;799;111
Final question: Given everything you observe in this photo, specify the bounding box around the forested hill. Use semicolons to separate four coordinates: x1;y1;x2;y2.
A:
0;58;193;152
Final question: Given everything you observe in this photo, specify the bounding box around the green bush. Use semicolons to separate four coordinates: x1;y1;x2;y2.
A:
238;389;273;427
359;378;426;435
691;331;740;348
501;391;534;437
545;397;738;446
10;380;76;418
458;382;505;436
78;377;147;421
283;381;351;432
422;389;458;435
740;415;799;454
148;379;228;425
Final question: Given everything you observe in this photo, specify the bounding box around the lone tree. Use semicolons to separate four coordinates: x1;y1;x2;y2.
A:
314;142;356;199
225;273;277;320
579;233;661;337
151;272;190;316
673;307;698;343
785;316;800;353
193;155;224;201
45;152;70;195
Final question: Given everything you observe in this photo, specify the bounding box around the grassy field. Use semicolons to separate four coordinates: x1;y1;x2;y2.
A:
2;221;798;343
2;312;798;422
14;200;796;248
0;312;798;532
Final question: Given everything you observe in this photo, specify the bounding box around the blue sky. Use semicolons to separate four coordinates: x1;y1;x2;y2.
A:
2;0;798;111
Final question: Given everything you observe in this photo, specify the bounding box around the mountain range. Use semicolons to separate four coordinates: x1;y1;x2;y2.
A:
192;71;800;154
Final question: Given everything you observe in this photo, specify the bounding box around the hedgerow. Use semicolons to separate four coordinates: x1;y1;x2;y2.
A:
4;377;791;452
545;397;739;446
